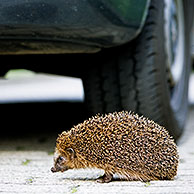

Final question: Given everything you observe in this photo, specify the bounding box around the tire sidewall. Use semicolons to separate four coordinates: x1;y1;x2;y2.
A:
152;0;189;137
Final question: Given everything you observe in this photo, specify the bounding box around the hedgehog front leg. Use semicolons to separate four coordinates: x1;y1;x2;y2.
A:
96;171;113;183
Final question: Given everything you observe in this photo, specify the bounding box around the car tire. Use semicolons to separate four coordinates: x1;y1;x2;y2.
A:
82;0;193;140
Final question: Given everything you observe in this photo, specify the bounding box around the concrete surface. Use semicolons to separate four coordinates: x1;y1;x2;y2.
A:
0;72;194;104
0;107;194;194
0;73;84;103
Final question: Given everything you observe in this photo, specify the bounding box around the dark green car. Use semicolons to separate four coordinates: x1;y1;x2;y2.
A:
0;0;193;140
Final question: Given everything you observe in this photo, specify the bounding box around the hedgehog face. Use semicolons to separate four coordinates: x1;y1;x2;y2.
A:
51;148;76;173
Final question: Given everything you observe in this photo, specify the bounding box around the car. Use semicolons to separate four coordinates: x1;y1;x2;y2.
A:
0;0;193;140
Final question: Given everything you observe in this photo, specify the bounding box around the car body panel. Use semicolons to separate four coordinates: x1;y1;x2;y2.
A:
0;0;150;54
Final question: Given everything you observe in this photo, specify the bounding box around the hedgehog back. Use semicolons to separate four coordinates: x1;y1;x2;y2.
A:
58;111;178;178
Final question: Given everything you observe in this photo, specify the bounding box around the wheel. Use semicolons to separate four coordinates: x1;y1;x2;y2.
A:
82;0;193;140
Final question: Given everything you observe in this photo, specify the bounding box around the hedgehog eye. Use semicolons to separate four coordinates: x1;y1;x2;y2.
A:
58;156;65;163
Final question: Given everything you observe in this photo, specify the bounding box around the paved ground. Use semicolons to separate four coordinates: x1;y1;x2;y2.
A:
0;106;194;194
0;73;84;103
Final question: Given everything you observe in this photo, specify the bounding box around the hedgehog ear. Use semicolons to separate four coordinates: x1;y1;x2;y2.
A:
66;148;76;159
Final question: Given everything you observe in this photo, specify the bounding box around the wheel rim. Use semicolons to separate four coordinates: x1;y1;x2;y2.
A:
164;0;185;87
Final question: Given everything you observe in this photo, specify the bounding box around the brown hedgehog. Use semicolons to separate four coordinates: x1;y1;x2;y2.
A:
51;111;179;183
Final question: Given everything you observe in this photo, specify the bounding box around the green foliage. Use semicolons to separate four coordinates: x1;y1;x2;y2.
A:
5;69;35;79
71;185;80;193
22;159;31;165
144;182;151;187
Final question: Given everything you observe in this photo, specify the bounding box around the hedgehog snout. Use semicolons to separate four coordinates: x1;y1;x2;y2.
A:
51;158;69;173
51;165;69;173
51;167;57;173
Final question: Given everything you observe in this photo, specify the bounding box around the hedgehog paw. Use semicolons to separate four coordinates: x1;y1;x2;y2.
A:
96;173;113;183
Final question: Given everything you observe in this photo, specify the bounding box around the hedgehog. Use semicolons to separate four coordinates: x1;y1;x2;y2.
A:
51;111;179;183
